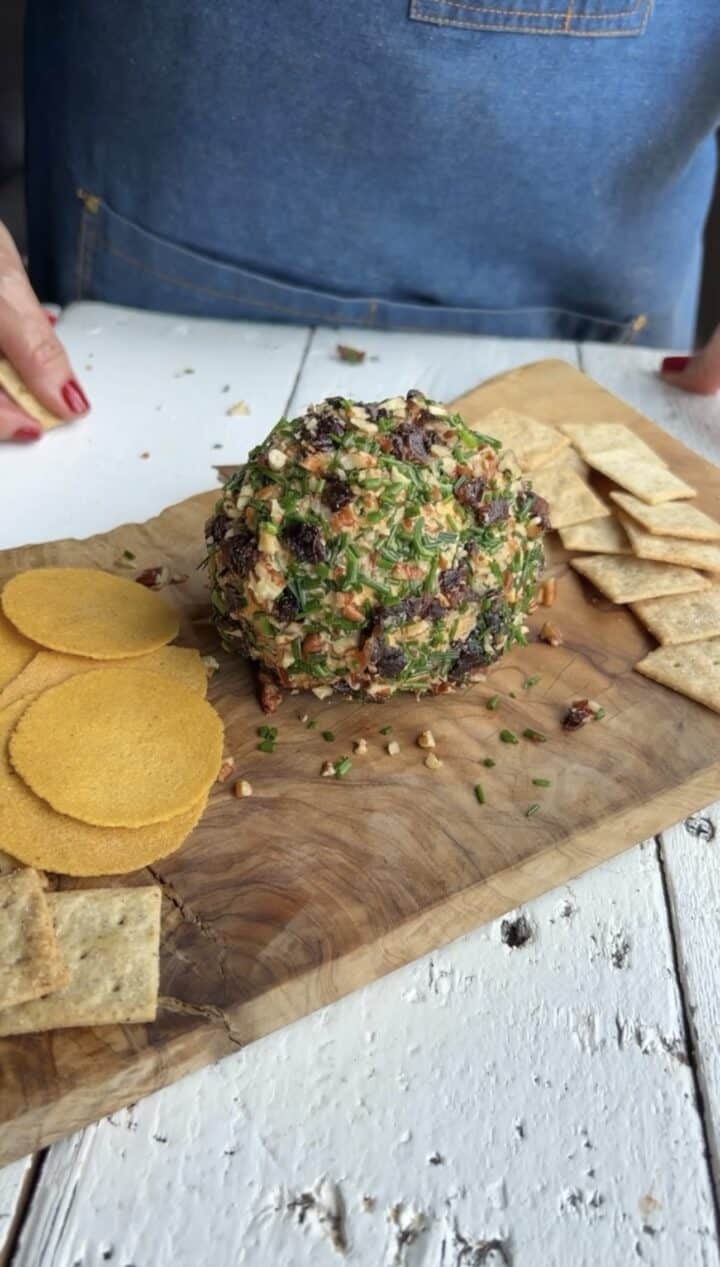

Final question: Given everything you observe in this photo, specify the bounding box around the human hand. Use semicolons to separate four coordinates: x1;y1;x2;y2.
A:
0;222;90;442
660;324;720;395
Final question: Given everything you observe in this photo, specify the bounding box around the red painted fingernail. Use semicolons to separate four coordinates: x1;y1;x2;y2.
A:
661;355;691;374
12;426;42;443
61;379;90;414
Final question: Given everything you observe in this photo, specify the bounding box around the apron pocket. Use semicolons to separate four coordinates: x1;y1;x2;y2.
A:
75;192;644;341
408;0;652;37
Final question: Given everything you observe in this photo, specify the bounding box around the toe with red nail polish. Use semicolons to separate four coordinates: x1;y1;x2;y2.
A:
61;379;90;415
661;355;691;374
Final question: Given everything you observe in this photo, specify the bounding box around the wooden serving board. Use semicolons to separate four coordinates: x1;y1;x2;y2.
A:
2;358;719;1166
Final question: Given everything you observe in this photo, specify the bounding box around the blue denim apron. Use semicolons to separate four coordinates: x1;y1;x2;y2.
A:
25;1;720;345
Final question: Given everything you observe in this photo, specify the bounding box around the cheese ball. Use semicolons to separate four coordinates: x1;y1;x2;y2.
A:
205;391;547;707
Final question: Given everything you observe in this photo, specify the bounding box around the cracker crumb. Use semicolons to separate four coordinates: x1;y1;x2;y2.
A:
321;760;336;778
226;400;250;417
202;655;220;677
416;730;435;750
353;738;368;755
424;752;442;770
387;740;400;757
312;686;334;700
217;757;235;783
233;779;253;798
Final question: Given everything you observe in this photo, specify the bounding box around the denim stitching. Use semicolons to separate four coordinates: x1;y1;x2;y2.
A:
103;242;634;335
409;11;648;33
412;0;645;18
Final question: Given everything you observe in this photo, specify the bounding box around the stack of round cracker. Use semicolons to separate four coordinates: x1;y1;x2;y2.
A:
0;568;223;876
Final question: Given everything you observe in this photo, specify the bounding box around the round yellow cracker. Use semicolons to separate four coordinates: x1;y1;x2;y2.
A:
1;567;180;659
0;644;207;711
0;608;36;691
9;669;223;828
0;701;207;876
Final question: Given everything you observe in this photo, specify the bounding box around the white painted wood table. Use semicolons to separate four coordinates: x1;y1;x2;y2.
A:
2;304;720;1267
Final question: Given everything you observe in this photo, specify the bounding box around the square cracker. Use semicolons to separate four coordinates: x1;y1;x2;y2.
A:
571;554;710;604
0;868;68;1009
632;588;720;647
0;359;63;431
0;886;162;1035
611;492;720;541
635;638;720;714
559;422;694;504
620;513;720;572
559;517;631;555
529;463;610;530
466;407;569;472
559;421;667;466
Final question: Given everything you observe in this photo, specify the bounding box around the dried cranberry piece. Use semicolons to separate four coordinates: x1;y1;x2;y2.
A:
455;478;486;510
225;528;258;576
390;422;430;464
281;521;327;563
322;476;353;512
274;587;300;623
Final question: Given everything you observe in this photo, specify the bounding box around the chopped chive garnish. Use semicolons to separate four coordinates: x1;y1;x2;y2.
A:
523;675;541;690
522;728;547;744
380;725;393;735
525;803;541;818
499;729;519;744
486;695;500;711
306;719;318;730
322;730;335;743
593;707;606;720
335;757;352;779
482;758;496;768
474;784;486;804
532;778;552;787
509;691;517;699
257;738;276;753
122;549;136;561
258;725;278;741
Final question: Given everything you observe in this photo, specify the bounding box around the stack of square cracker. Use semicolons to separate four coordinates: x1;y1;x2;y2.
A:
0;865;161;1036
552;420;720;714
471;405;720;715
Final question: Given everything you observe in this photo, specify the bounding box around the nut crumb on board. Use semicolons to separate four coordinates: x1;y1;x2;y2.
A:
321;760;336;778
416;729;436;750
233;779;253;798
424;752;442;770
539;577;557;606
387;740;400;757
539;620;563;646
353;738;368;755
217;758;235;783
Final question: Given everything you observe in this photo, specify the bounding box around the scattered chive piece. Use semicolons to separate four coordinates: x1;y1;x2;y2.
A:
335;757;352;779
306;719;318;730
122;549;136;561
593;707;606;720
380;725;393;735
523;675;541;690
322;730;335;743
257;738;276;753
499;729;519;745
522;728;547;744
486;695;500;711
532;778;552;788
525;803;541;818
258;725;278;741
482;758;496;769
509;691;517;699
474;784;486;805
